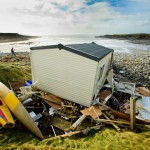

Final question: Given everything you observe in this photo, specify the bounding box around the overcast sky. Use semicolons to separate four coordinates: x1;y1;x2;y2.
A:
0;0;150;35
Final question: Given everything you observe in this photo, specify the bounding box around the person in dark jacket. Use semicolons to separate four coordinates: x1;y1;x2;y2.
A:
11;47;16;57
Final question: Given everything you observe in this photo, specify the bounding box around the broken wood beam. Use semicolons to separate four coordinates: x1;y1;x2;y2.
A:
102;113;120;131
48;131;82;141
96;118;150;130
55;110;77;119
47;124;104;141
98;102;146;124
96;118;130;125
130;97;135;130
136;87;150;96
70;115;86;130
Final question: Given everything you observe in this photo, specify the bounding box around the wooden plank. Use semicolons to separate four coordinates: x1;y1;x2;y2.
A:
96;118;150;130
103;113;120;131
96;118;130;125
52;116;71;131
41;94;63;104
47;124;104;141
130;97;135;130
136;87;150;96
81;105;102;119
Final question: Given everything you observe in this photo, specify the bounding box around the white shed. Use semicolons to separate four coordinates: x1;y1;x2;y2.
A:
30;43;113;107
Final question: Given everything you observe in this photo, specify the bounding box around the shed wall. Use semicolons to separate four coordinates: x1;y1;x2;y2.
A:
30;48;97;106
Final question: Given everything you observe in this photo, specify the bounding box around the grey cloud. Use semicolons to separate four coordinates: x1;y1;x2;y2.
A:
34;4;44;10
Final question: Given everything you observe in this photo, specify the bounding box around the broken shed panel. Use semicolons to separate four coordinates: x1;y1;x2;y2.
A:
30;43;113;107
93;52;113;97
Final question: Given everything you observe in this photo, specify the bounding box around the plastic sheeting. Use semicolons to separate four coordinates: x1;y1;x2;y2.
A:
141;96;150;120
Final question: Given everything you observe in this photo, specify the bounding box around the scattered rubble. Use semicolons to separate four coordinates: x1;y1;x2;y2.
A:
0;50;150;140
1;74;150;140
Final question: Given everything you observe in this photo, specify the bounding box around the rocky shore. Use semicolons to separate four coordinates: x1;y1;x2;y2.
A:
113;51;150;86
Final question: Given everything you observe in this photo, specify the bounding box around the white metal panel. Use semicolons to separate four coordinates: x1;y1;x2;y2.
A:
30;48;97;106
141;96;150;120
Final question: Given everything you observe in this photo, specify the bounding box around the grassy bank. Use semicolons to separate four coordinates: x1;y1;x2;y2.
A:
0;127;150;150
0;63;31;87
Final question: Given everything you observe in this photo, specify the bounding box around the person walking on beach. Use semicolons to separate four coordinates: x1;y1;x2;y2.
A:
11;47;16;57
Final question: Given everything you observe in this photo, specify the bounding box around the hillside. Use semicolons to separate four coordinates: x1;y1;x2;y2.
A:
0;33;36;43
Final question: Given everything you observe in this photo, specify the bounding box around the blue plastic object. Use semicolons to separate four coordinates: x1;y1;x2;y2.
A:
24;80;32;86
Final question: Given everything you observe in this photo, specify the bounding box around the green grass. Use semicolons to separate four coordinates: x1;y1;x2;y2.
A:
0;127;150;150
0;63;31;86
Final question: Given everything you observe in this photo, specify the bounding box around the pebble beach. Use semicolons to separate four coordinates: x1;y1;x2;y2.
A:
113;51;150;86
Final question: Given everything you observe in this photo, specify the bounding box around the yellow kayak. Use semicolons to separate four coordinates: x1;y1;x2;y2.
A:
0;82;44;139
0;97;15;127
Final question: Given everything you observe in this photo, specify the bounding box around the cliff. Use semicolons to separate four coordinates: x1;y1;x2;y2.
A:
0;33;35;43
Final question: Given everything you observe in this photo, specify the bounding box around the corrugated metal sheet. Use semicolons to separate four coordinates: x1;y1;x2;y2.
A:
31;48;97;107
141;96;150;120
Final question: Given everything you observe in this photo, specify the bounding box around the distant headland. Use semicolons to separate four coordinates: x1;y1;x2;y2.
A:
95;33;150;45
0;33;36;43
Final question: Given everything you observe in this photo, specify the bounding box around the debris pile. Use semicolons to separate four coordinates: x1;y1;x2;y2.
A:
1;75;149;140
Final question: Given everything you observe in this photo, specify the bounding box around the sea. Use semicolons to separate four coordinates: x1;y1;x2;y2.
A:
0;34;150;54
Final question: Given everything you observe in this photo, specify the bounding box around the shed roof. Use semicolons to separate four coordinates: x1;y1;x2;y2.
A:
30;43;113;61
